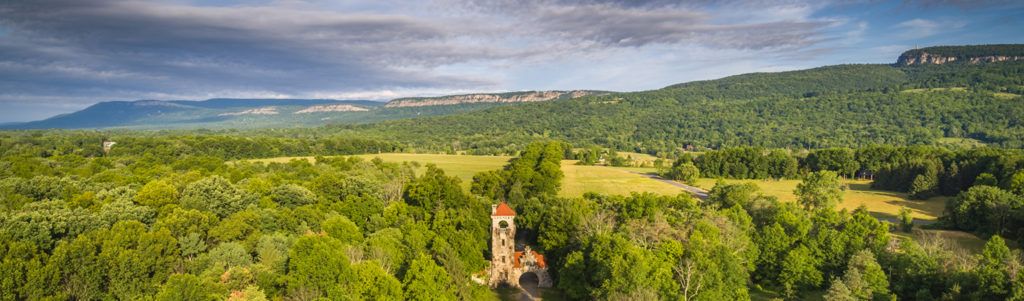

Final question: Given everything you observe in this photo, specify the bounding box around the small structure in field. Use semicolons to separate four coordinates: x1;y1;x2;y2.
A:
102;141;116;152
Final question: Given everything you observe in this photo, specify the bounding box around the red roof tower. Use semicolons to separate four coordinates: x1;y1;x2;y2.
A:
491;202;516;216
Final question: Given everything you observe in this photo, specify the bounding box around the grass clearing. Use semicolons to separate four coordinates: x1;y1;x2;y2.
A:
611;166;660;174
891;229;995;253
351;153;512;191
937;137;988;149
242;153;513;191
693;178;946;220
242;154;686;196
243;154;947;221
902;87;968;93
560;161;686;198
994;91;1021;99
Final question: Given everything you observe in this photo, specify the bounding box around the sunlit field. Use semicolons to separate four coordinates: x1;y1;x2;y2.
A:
693;178;947;220
559;161;685;198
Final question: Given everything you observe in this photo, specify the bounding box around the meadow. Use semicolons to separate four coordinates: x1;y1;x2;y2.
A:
244;154;686;197
245;154;947;221
243;153;514;191
691;178;947;220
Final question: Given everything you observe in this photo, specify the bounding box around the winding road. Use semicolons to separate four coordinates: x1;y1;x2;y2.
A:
620;169;709;200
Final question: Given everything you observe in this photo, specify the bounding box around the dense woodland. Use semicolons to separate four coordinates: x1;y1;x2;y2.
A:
1;135;1024;300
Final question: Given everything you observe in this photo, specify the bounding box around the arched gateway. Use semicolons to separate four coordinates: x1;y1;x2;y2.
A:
487;202;553;288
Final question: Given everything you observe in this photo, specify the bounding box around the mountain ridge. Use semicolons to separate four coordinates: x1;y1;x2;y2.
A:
896;44;1024;66
383;90;608;108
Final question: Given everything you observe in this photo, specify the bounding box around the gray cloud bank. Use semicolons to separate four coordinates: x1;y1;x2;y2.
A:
0;0;1013;121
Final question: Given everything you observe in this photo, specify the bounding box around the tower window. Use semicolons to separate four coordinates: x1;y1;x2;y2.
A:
502;239;505;246
502;256;505;263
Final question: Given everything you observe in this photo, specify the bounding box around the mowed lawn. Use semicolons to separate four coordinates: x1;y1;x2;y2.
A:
693;178;947;220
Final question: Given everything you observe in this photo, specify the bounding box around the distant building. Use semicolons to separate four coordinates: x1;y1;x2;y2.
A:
102;141;116;152
487;202;552;289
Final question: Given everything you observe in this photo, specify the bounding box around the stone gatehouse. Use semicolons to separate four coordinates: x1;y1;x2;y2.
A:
487;202;552;288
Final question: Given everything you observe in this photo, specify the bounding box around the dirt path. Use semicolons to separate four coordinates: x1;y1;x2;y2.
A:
619;169;709;200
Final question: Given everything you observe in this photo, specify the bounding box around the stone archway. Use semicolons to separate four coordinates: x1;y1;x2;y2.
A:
518;272;541;300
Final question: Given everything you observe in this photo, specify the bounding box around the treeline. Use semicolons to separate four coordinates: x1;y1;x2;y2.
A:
0;145;495;299
683;145;1024;199
470;141;571;202
0;131;399;161
693;147;799;179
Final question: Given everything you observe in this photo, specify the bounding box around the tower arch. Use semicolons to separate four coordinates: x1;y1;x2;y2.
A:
487;202;551;289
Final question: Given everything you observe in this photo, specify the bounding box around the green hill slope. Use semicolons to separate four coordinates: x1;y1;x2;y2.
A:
326;58;1023;154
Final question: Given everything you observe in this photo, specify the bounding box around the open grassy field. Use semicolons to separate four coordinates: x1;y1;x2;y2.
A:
992;91;1021;99
244;154;946;221
560;161;686;198
902;87;968;93
242;153;513;191
692;178;947;220
243;154;688;197
351;153;513;184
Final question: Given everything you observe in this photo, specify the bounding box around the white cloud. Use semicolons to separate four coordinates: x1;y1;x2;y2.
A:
893;18;967;39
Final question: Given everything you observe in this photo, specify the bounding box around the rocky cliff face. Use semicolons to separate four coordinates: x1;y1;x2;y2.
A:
218;107;279;116
383;90;600;108
294;104;368;113
897;53;1024;66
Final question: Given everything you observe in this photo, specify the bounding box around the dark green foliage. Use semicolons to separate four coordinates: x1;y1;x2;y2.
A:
1;200;105;251
660;159;699;184
976;173;999;186
270;184;318;209
975;235;1012;300
824;278;856;301
695;147;797;179
898;207;914;232
156;273;213;301
286;235;355;299
795;171;844;210
181;175;256;218
322;216;363;245
403;253;456;301
470;141;568;202
807;148;860;178
322;61;1024;152
944;185;1022;236
705;180;761;210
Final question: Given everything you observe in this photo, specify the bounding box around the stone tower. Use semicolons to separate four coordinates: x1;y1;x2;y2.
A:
488;202;516;287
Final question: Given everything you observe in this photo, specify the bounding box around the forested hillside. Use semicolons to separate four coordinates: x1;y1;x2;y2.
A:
3;137;1024;300
326;60;1024;154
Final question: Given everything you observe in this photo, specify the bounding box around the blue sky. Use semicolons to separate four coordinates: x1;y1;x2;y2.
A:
0;0;1022;123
